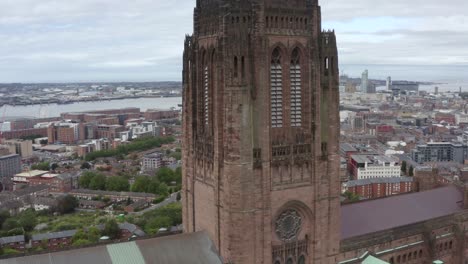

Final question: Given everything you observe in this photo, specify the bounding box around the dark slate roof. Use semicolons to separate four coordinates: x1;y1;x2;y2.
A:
0;235;25;245
0;231;222;264
13;185;49;197
31;230;77;241
70;189;155;198
341;185;464;239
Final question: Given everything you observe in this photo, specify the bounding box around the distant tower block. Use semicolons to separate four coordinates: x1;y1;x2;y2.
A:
361;69;369;92
435;86;439;95
386;76;392;90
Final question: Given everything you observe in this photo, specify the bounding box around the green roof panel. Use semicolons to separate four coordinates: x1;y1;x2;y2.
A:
107;241;146;264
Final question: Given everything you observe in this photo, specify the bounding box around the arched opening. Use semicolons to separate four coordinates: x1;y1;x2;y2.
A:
274;261;281;264
270;48;283;128
331;56;335;76
290;48;302;127
298;255;306;264
241;56;245;80
325;57;329;70
286;258;293;264
233;56;238;78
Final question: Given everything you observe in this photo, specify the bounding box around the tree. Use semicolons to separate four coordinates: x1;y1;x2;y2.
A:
2;218;19;231
131;176;151;193
72;229;87;243
156;167;175;185
31;162;50;171
0;211;10;229
401;161;407;173
106;176;130;192
80;162;92;170
79;172;94;188
176;192;181;201
50;163;59;171
103;219;120;240
56;195;78;214
18;210;37;232
157;183;169;197
145;216;172;234
89;174;107;190
409;166;414;177
88;227;101;243
174;167;182;185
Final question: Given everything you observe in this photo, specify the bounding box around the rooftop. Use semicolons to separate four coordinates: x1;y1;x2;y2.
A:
345;177;413;188
14;170;49;178
0;231;222;264
341;185;464;239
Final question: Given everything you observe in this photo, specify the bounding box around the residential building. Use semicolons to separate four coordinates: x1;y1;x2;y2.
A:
344;177;415;199
4;139;33;158
411;142;468;164
142;152;163;171
0;154;21;179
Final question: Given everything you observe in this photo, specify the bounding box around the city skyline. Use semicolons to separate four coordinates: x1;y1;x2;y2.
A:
0;0;467;83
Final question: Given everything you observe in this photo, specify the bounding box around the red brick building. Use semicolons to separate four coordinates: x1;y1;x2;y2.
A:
144;109;179;121
435;112;456;124
344;177;415;199
1;128;48;140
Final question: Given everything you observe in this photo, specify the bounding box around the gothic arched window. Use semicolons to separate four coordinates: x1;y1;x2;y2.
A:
271;48;283;128
290;48;302;127
203;51;210;126
286;258;293;264
298;256;306;264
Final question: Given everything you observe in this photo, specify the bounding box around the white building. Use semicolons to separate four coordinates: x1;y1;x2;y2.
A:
352;155;401;180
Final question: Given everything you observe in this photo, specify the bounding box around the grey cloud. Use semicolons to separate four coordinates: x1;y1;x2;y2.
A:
0;0;467;82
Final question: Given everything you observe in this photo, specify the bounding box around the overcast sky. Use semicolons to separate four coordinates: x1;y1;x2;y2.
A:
0;0;467;83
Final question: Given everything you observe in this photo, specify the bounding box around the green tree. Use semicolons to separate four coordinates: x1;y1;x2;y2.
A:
88;227;101;243
156;167;175;185
2;218;19;231
409;166;414;177
18;210;37;232
145;216;172;234
401;161;407;173
0;210;10;228
176;192;181;201
106;176;130;192
72;229;87;243
131;176;151;193
103;219;120;240
79;172;94;188
31;162;50;171
174;167;182;185
56;195;78;214
89;174;107;190
157;183;169;197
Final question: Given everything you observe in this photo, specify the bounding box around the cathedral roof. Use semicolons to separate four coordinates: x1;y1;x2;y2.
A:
0;231;223;264
341;185;464;239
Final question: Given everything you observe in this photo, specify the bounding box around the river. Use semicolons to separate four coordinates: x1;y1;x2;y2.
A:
0;97;182;119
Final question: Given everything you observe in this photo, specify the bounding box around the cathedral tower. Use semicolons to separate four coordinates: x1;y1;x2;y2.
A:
182;0;340;263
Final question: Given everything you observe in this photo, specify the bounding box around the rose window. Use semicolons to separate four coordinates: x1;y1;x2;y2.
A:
275;209;302;241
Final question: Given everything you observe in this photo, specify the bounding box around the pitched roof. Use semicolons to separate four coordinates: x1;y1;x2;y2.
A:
31;230;77;241
0;231;222;264
341;185;464;239
0;235;25;245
